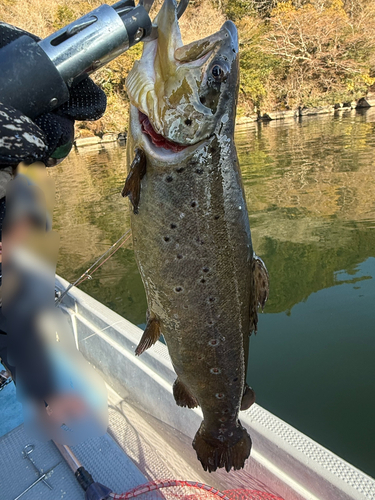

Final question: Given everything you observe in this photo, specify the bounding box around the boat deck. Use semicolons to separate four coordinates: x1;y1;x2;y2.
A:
1;381;272;500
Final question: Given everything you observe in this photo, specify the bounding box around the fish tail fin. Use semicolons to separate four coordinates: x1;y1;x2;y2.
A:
192;422;251;472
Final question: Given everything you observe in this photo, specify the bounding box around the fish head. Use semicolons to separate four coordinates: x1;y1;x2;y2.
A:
126;0;239;152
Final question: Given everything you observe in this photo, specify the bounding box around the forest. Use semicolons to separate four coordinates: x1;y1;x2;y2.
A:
1;0;375;134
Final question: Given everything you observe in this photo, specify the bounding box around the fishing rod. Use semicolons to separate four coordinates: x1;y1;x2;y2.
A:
55;229;132;305
0;0;189;120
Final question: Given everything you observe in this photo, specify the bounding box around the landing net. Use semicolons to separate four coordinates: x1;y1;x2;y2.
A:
110;479;283;500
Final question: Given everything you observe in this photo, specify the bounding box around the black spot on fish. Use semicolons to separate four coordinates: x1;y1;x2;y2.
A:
233;377;238;382
214;215;220;220
164;236;170;242
200;96;206;105
166;176;173;182
209;297;215;303
185;118;192;126
174;286;183;292
200;278;206;284
203;267;209;273
191;201;197;207
195;168;203;175
177;254;183;259
170;223;177;229
176;167;184;173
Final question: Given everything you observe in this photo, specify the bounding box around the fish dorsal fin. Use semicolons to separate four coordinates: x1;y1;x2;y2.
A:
174;31;225;63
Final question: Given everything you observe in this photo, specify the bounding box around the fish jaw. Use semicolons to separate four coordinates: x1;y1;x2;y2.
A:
128;104;208;164
126;0;239;148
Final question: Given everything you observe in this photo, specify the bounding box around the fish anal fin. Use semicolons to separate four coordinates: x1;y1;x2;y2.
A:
250;254;270;334
241;384;256;411
122;148;147;214
135;316;160;356
173;378;199;408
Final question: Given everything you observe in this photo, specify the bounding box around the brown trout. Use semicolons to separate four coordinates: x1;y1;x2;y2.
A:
122;0;269;473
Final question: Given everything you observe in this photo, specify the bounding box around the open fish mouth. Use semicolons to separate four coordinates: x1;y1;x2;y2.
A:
139;111;187;152
126;0;239;148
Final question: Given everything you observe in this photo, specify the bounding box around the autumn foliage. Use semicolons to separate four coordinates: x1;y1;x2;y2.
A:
262;0;375;107
1;0;375;130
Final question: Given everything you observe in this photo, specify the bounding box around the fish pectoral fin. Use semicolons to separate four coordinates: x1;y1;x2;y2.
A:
135;316;161;356
122;148;147;214
249;254;270;334
173;378;199;408
241;384;256;411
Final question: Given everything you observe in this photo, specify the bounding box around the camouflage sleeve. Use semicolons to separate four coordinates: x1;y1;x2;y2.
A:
0;22;107;167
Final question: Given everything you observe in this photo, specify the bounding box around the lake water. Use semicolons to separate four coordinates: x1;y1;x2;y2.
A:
50;108;375;477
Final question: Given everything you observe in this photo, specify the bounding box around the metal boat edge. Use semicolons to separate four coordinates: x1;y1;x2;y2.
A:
55;275;375;500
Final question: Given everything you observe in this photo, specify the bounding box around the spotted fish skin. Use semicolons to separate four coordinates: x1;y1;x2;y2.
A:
124;0;268;473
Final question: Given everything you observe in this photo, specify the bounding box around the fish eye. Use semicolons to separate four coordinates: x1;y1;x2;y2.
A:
211;64;227;82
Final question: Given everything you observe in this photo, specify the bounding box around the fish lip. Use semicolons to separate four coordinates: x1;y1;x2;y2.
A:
133;106;207;160
139;111;188;152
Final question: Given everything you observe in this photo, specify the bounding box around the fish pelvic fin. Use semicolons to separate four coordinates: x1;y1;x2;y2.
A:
122;148;147;214
135;316;161;356
193;422;251;473
241;384;256;411
173;378;199;408
250;253;270;334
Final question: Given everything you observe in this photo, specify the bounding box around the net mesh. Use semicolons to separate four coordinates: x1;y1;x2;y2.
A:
110;480;283;500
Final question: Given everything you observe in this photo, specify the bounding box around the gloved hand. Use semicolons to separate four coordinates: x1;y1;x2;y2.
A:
0;22;107;167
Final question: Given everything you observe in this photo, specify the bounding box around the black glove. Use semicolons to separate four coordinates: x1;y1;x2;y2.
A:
0;22;107;167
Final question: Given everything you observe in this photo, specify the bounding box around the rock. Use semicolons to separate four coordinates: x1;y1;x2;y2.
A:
101;133;118;143
356;93;375;108
74;136;101;147
235;115;258;125
263;109;298;120
300;106;335;116
117;132;127;142
335;103;352;110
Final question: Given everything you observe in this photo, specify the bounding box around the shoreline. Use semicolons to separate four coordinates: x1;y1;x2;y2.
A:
237;93;375;125
74;94;375;147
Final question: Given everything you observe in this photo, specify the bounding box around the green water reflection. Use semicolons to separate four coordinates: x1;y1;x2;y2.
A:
50;108;375;476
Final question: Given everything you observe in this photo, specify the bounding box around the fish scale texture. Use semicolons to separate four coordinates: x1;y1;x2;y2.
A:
0;424;147;500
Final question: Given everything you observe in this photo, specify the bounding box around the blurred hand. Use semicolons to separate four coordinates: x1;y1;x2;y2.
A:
45;393;88;425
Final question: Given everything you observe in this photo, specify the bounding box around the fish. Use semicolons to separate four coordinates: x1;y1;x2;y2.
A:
122;0;269;473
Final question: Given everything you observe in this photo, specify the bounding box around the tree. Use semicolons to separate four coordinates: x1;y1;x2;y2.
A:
262;0;375;107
